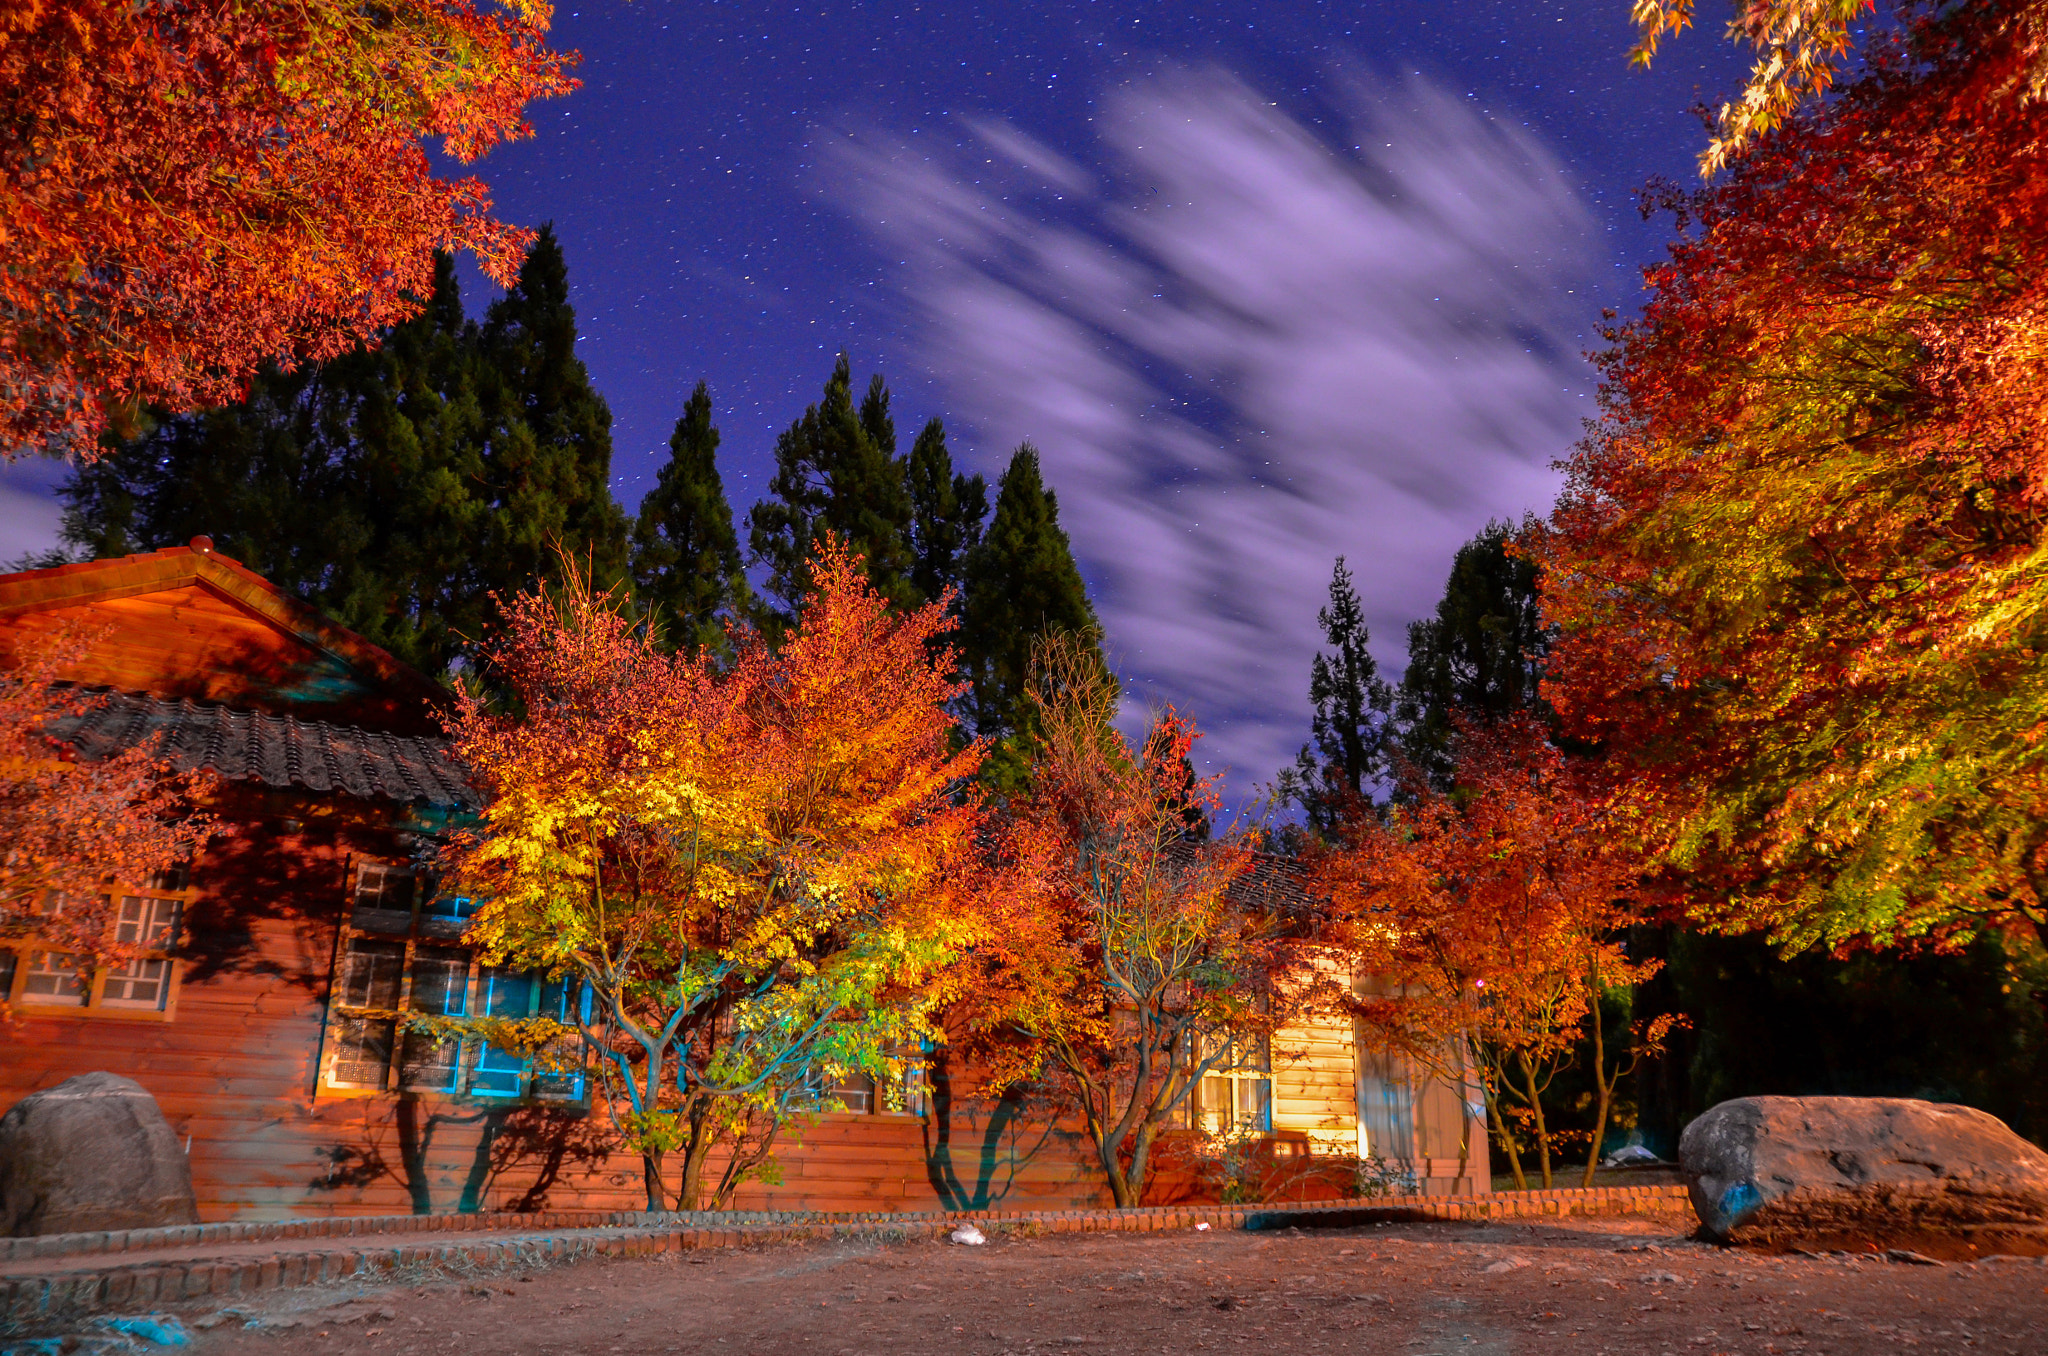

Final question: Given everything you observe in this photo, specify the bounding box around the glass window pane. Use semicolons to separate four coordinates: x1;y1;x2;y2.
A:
20;951;85;1005
145;864;189;892
337;938;405;1009
834;1073;875;1114
332;1016;395;1088
398;1028;460;1092
470;1040;526;1097
408;947;470;1016
1241;1078;1273;1132
539;973;587;1024
0;950;15;998
1194;1073;1231;1134
418;892;478;939
101;957;171;1009
351;863;415;934
114;896;180;948
529;1034;586;1101
480;967;534;1018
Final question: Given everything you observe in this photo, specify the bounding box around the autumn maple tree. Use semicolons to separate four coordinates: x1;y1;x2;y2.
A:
441;545;987;1211
1;0;574;456
1314;719;1669;1188
1628;0;2048;172
1546;0;2048;956
962;634;1328;1208
0;623;213;1005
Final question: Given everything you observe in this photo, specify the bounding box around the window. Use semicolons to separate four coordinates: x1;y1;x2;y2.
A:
319;859;588;1102
1;883;189;1017
797;1044;927;1117
1185;1030;1273;1135
20;950;85;1006
101;896;181;1009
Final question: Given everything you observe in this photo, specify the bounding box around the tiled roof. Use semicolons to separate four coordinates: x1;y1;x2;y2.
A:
1163;840;1327;918
1227;851;1325;918
47;689;478;811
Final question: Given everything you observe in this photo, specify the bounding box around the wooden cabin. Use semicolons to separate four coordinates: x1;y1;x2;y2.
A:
0;543;1484;1221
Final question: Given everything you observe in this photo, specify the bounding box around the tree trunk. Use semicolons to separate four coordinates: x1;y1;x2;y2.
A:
677;1133;717;1213
1516;1051;1553;1188
641;1149;667;1212
1101;1142;1136;1208
1582;984;1612;1189
1487;1089;1527;1192
1123;1121;1160;1208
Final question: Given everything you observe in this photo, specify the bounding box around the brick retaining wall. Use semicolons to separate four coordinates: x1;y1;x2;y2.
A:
1;1184;1694;1326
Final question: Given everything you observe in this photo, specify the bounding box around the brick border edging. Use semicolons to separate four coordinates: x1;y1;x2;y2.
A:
1;1184;1693;1326
1;1182;1692;1266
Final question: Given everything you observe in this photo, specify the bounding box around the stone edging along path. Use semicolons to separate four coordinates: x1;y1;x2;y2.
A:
1;1183;1692;1325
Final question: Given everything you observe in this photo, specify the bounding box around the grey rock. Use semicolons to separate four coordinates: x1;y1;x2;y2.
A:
0;1072;198;1236
1679;1096;2048;1245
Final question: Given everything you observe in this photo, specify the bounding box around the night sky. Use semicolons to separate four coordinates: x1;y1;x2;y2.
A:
1;0;1752;796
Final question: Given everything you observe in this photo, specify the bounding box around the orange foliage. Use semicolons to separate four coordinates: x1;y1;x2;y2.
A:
0;0;575;456
961;634;1327;1208
1313;720;1670;1188
1546;3;2048;953
0;623;214;994
442;544;988;1210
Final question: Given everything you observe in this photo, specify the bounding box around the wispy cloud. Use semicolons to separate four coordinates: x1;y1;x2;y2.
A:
0;459;66;567
833;69;1596;792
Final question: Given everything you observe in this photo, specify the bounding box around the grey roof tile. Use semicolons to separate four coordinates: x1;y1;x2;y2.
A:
47;690;478;811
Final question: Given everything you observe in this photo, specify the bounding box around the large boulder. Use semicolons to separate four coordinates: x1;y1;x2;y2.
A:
0;1072;199;1236
1680;1095;2048;1245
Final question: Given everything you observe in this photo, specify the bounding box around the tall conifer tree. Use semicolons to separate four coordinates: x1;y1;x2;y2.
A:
1287;556;1394;833
57;232;632;680
58;254;491;675
630;381;749;654
959;443;1101;784
476;223;630;594
905;417;988;610
1397;516;1549;791
746;354;916;623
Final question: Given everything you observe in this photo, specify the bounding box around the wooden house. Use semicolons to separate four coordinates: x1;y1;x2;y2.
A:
0;543;1484;1221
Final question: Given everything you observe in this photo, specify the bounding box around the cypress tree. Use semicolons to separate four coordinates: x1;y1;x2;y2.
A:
58;231;633;681
905;417;988;610
959;443;1102;782
630;381;749;654
57;254;491;676
475;223;630;596
1286;556;1394;833
746;354;916;624
1396;516;1550;790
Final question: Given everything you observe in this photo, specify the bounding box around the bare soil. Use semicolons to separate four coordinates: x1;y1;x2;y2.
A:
152;1212;2048;1355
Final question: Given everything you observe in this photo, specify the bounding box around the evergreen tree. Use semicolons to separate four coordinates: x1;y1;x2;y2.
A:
630;381;748;654
959;443;1102;785
1397;516;1550;790
475;223;630;597
905;417;988;609
1285;556;1394;833
58;231;632;681
58;254;491;675
746;354;917;624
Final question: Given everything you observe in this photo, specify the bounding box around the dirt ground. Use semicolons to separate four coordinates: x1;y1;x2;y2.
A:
131;1212;2048;1355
